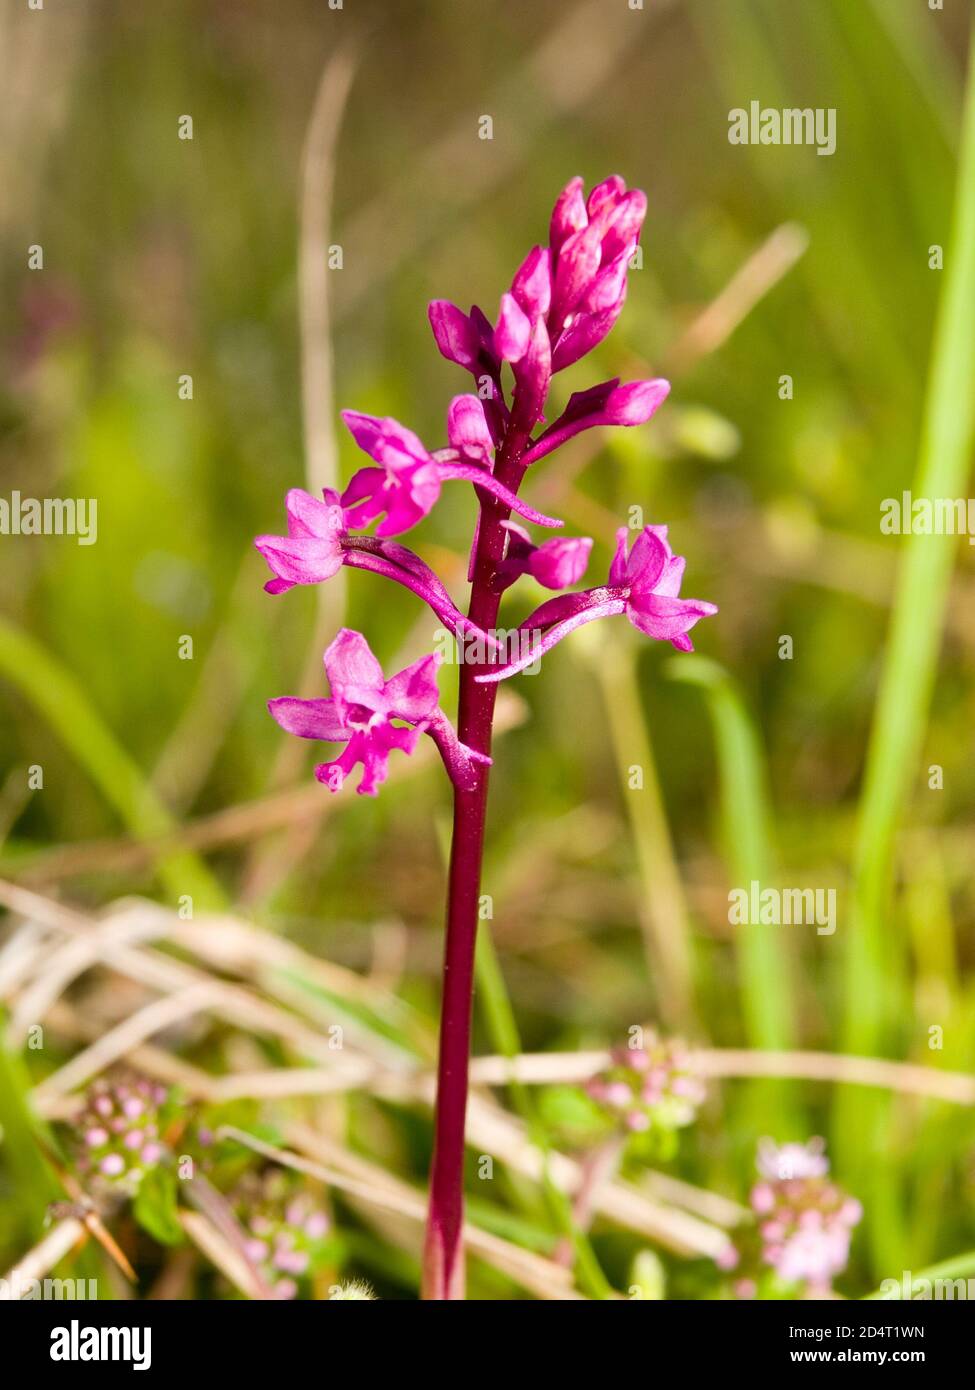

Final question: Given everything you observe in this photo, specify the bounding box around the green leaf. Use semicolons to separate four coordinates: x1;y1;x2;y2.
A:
134;1167;184;1247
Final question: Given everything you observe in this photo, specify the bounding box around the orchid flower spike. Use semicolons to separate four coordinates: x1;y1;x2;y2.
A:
259;175;719;1303
340;406;562;537
477;524;717;682
268;629;490;796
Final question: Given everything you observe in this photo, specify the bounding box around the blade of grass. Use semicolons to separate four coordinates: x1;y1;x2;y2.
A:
834;13;975;1272
588;635;698;1033
0;1035;59;1244
667;655;800;1133
0;616;222;908
863;1248;975;1300
667;656;796;1050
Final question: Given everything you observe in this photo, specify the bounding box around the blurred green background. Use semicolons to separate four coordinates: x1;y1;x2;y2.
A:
1;0;974;1296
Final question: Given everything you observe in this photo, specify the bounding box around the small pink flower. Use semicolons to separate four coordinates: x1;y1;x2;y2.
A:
750;1183;776;1214
477;524;717;683
255;488;345;593
609;526;718;650
304;1212;329;1240
340;406;563;536
269;629;489;797
256;486;502;647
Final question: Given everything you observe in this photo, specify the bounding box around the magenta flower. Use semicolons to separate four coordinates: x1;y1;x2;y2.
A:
340;403;562;536
254;487;345;594
748;1140;861;1295
255;487;495;646
268;629;488;797
477;524;717;682
609;524;717;645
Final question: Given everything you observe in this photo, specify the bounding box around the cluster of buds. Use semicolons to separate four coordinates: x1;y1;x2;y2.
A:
237;1173;334;1301
72;1074;171;1195
721;1139;863;1298
586;1035;706;1139
257;175;716;797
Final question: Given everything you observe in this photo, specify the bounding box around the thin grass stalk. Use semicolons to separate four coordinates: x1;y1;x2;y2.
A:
835;13;975;1268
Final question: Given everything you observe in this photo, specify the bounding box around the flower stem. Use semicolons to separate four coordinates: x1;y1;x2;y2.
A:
422;429;529;1300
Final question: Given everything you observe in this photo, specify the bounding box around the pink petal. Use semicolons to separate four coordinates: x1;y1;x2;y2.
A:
284;488;345;539
550;297;625;371
323;629;385;700
549;176;588;254
494;292;531;363
655;554;686;598
600;189;647;262
608;527;631;586
624;527;669;590
580;246;630;314
551;222;602;326
512;316;551;428
512;246;552;319
626;593;718;643
341;411;428;468
522;378;669;465
528;536;593;589
376;463;441;536
447;395;494;464
254;534;344;587
382;653;442;724
605;378;669;424
268;697;348;742
428;299;481;369
586;175;627;219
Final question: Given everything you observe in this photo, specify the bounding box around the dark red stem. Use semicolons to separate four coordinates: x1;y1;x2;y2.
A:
421;420;530;1300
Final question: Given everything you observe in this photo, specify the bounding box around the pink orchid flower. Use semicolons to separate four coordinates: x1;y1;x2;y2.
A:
340;401;562;537
268;629;488;797
255;487;495;646
477;524;717;682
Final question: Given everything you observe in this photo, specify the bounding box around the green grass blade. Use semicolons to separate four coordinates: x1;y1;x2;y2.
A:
0;616;223;908
834;14;975;1272
0;1035;59;1247
591;638;698;1033
668;656;796;1053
